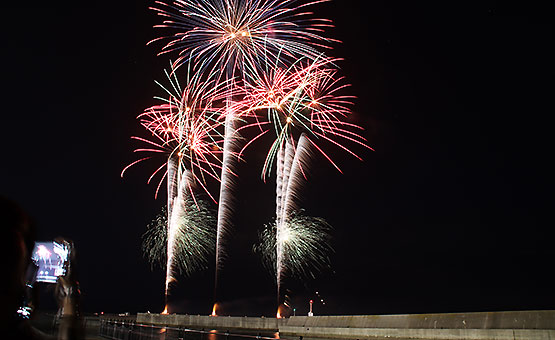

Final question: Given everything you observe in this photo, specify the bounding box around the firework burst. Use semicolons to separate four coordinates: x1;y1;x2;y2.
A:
121;62;232;200
148;1;342;308
127;0;371;314
238;55;372;180
149;0;337;77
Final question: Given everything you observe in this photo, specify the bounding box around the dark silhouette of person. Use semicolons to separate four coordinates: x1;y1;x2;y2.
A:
0;196;52;339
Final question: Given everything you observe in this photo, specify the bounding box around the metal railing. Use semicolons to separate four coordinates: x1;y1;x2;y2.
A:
99;319;280;340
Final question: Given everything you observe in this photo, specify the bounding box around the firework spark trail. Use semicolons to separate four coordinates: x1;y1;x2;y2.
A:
167;155;179;230
279;137;296;222
274;141;286;304
275;141;285;229
282;134;311;226
254;210;333;289
142;197;217;277
213;61;244;306
214;111;239;271
165;154;180;301
275;137;295;298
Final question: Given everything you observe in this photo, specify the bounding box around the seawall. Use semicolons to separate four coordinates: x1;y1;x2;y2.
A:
137;310;555;340
138;313;286;331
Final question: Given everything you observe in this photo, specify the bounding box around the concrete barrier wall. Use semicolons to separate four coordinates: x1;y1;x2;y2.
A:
137;311;555;340
287;311;555;330
283;312;555;340
279;326;555;340
137;313;286;331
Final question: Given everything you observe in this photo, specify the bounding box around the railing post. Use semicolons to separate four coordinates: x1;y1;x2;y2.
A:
128;322;133;340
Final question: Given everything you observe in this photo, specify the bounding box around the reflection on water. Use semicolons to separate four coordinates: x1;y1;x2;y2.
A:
99;320;283;340
207;329;218;340
99;320;413;340
142;329;281;340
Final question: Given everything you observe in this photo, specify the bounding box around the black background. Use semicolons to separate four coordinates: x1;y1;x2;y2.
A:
2;0;553;316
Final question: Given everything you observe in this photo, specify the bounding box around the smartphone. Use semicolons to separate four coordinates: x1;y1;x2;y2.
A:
31;241;69;283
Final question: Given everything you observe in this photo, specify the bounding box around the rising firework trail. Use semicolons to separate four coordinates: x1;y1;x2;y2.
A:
275;134;312;304
166;169;191;293
279;135;311;233
214;85;240;300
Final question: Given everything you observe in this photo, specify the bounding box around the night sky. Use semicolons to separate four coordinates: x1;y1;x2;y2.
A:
3;1;553;316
